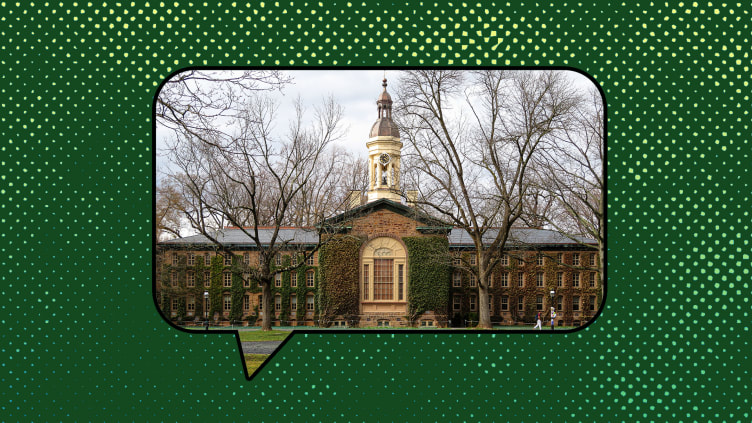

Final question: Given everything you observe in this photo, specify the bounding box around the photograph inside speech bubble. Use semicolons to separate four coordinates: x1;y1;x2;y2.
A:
153;68;606;378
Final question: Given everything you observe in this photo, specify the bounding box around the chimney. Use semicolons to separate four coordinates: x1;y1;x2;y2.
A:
406;190;418;208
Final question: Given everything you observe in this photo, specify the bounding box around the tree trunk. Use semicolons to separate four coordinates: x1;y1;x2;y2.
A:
261;280;273;331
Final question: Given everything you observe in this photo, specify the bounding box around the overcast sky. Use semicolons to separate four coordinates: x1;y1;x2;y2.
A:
156;69;598;172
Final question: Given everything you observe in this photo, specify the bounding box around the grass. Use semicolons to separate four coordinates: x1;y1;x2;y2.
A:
244;354;269;374
238;330;292;342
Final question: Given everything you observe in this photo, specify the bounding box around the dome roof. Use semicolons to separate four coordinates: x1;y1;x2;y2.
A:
369;118;401;138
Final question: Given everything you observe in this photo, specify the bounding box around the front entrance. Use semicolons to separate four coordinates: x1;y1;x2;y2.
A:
360;237;407;316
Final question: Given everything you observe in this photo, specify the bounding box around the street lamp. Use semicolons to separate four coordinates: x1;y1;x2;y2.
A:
204;290;210;330
549;290;555;331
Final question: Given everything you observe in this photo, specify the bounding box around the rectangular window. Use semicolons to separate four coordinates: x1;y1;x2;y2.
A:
373;258;394;300
275;273;282;287
243;295;250;312
489;295;494;315
187;296;196;314
589;273;597;288
469;294;477;311
292;254;298;266
517;273;524;288
172;253;179;266
573;273;580;288
501;254;509;266
186;272;195;288
469;273;477;287
258;253;264;266
536;255;544;266
363;265;369;300
171;271;178;287
589;295;596;311
573;253;580;266
306;252;314;266
275;295;281;311
398;264;404;301
275;253;282;266
306;270;315;287
500;273;508;287
243;252;250;266
536;295;543;311
223;294;231;312
291;272;298;288
536;273;544;287
453;295;461;311
501;296;508;311
518;296;524;311
187;252;195;266
290;295;297;312
172;298;180;311
556;272;563;287
573;296;580;311
224;253;232;266
306;295;314;311
243;272;250;288
204;252;211;265
470;255;477;265
589;253;596;267
204;271;210;288
557;253;563;263
556;296;563;311
453;253;461;266
223;272;232;287
453;271;462;287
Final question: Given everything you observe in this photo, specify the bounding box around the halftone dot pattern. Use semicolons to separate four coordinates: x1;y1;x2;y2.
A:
2;1;751;420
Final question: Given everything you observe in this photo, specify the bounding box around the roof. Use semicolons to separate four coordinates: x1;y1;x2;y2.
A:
159;227;319;248
322;198;450;229
448;227;597;248
369;117;401;138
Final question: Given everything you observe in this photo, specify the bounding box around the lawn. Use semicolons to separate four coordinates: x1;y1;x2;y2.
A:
237;330;292;342
244;354;269;374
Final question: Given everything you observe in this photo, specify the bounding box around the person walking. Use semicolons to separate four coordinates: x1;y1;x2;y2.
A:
550;307;556;330
533;312;542;330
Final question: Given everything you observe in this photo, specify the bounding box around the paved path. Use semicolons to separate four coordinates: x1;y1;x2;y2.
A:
241;341;283;354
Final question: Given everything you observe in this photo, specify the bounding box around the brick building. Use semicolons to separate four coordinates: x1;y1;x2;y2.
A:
155;78;601;328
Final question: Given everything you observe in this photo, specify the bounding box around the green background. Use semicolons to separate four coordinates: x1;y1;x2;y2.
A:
3;1;750;420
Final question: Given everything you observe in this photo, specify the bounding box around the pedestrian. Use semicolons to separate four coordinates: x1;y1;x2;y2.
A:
533;312;542;330
550;307;556;330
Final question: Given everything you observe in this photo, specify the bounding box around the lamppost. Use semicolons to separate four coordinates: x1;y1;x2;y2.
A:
549;290;556;331
204;290;210;330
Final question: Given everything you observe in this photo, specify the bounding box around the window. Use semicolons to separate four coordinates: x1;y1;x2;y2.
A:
243;295;251;312
275;294;281;311
243;252;250;266
517;273;524;288
501;296;509;311
204;271;210;288
275;253;282;266
470;255;477;265
292;254;298;266
573;273;580;288
557;272;563;287
536;273;544;287
589;295;596;311
420;320;435;327
187;252;195;266
398;264;404;301
306;270;315;287
469;294;477;311
500;272;508;287
363;265;369;299
223;272;232;287
489;295;494;315
306;252;314;266
186;272;195;288
453;253;461;266
453;271;462;287
536;255;544;266
306;294;315;311
557;253;563;263
589;253;596;267
517;296;524;311
556;296;563;311
224;253;232;266
291;272;298;288
204;252;211;265
258;253;264;266
453;295;462;311
572;296;580;311
275;273;282;287
172;298;180;311
589;273;597;288
223;294;231;312
536;295;543;311
290;294;297;313
172;253;179;266
171;271;178;287
373;259;394;300
243;272;250;288
501;254;509;266
469;273;477;287
187;296;196;315
572;253;580;266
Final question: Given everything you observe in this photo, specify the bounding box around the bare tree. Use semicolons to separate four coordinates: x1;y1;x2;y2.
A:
536;86;605;284
396;69;582;329
161;86;348;330
156;178;188;241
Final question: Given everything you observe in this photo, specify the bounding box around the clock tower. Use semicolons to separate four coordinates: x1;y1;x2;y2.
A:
366;78;403;203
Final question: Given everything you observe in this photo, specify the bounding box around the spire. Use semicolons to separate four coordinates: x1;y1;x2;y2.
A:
376;77;393;119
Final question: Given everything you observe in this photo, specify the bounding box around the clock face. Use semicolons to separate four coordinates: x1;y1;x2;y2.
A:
379;153;391;165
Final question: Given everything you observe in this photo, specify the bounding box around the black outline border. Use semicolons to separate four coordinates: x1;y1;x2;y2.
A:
151;65;608;381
